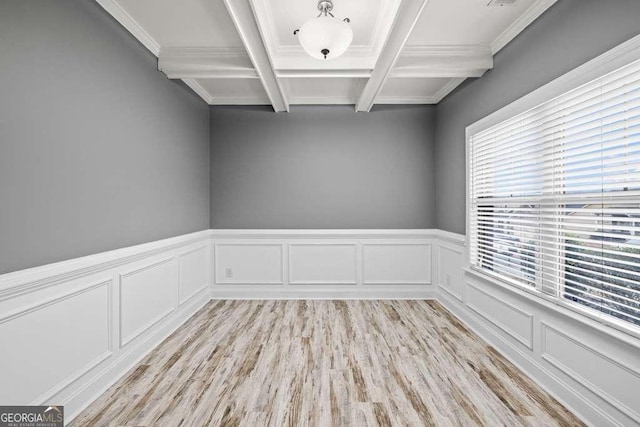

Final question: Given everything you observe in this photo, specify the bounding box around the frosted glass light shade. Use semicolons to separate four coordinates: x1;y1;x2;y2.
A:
298;16;353;60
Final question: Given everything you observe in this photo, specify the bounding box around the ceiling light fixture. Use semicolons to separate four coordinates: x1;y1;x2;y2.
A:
293;0;352;60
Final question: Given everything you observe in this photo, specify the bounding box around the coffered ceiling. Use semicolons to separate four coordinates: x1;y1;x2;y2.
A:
96;0;556;112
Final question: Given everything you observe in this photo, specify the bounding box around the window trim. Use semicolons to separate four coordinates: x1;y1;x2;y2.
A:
465;33;640;339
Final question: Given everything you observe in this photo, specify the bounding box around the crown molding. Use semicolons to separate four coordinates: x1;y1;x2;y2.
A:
490;0;558;54
433;77;466;103
95;0;161;56
183;79;214;104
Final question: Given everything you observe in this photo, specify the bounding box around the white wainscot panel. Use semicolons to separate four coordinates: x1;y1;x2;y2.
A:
178;246;207;305
362;243;431;285
215;243;283;284
465;281;533;349
289;243;357;285
541;323;640;423
0;280;111;405
437;245;464;301
119;258;177;347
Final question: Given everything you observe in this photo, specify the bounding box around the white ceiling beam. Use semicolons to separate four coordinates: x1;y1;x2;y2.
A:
355;0;429;112
222;0;289;112
158;48;259;79
390;45;493;78
432;77;467;103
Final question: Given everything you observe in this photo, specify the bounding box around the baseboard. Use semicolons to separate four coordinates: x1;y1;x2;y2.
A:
211;285;436;300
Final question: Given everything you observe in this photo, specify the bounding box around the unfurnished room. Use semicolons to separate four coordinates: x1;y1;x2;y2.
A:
1;0;639;426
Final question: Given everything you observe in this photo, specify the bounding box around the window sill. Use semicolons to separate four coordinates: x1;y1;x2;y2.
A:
463;266;640;349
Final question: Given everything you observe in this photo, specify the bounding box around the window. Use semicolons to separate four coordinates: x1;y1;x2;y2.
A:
468;57;640;330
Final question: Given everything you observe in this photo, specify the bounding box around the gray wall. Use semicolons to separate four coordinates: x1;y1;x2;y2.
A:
0;0;210;274
435;0;640;235
210;105;436;229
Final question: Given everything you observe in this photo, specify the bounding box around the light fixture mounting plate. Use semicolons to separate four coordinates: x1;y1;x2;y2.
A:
317;1;334;13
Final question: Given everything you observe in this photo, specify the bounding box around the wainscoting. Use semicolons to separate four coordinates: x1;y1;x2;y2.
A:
435;235;640;427
1;229;638;426
0;231;211;421
210;230;436;299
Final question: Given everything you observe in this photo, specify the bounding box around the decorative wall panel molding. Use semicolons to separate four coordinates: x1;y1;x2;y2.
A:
119;257;177;348
210;230;437;298
541;322;640;424
465;281;534;350
436;244;463;302
435;232;640;427
214;243;285;285
0;280;112;405
289;243;358;285
178;246;208;305
0;230;211;422
362;242;431;285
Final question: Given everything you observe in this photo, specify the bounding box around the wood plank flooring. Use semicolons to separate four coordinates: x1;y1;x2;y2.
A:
72;300;584;426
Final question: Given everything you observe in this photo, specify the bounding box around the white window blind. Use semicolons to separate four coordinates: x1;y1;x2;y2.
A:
469;58;640;329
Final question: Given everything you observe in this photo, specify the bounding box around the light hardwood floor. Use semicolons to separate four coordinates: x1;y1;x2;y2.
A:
72;300;584;426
